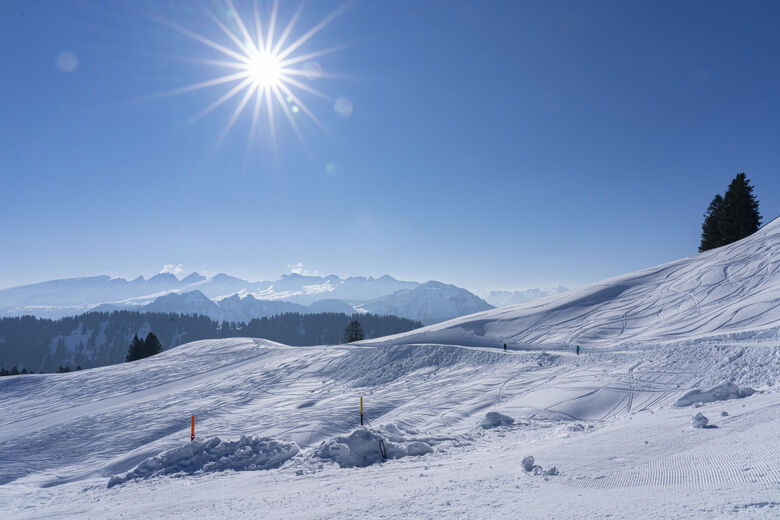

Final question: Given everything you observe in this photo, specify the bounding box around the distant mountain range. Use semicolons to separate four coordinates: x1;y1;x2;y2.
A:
0;272;562;325
92;291;357;324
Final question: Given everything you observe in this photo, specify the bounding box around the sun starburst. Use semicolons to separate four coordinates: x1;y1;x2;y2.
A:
154;0;349;151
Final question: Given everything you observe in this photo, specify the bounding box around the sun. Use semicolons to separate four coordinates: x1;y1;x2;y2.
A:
247;51;282;88
152;0;349;149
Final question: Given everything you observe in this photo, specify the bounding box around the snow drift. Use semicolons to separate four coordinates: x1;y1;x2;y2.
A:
480;411;515;429
107;435;299;487
674;382;757;407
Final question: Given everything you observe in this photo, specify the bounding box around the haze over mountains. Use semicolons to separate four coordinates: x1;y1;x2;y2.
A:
0;272;528;325
483;286;569;307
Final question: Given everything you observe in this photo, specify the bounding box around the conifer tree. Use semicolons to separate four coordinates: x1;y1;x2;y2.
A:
720;173;762;244
699;173;761;252
144;332;163;357
699;194;725;252
125;334;145;362
343;320;365;343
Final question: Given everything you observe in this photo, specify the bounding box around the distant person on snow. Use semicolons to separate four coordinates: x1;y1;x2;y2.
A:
504;343;507;352
576;345;580;355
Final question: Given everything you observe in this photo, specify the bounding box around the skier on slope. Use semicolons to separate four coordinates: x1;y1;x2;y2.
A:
576;345;580;355
504;343;507;352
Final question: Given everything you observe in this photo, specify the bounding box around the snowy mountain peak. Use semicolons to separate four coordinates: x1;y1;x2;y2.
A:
209;273;248;283
148;272;179;284
181;272;206;285
360;280;493;325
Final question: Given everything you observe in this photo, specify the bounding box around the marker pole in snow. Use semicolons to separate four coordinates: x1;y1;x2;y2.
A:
190;415;195;442
360;397;364;426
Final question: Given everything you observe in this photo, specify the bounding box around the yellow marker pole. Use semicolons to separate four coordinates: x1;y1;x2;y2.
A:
190;415;195;442
360;397;363;426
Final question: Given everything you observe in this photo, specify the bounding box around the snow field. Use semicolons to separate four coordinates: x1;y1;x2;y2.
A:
1;338;777;505
2;220;780;518
3;387;778;519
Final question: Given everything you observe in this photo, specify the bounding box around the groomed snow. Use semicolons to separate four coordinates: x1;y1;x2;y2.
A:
1;336;777;518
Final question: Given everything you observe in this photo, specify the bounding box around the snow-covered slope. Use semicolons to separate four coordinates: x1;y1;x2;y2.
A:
360;281;494;325
2;221;780;517
370;219;780;348
1;336;777;518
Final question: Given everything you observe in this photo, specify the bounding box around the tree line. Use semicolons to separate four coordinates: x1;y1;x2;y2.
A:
0;310;422;373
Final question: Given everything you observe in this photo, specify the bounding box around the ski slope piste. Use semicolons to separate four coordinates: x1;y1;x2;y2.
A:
1;219;779;519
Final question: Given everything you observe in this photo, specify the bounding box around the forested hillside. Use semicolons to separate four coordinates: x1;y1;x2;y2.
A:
0;311;421;373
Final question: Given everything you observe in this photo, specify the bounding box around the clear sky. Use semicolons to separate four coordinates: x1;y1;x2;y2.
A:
1;0;779;293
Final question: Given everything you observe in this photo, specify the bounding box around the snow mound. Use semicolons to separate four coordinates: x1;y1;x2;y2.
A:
692;412;709;429
675;382;756;407
313;425;434;468
566;423;594;433
480;411;515;429
521;455;558;476
107;436;299;488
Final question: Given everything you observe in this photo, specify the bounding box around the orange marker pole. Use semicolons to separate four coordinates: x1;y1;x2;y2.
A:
190;415;195;442
360;397;364;426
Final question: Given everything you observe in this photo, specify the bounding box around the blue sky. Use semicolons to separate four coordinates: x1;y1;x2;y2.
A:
1;0;779;292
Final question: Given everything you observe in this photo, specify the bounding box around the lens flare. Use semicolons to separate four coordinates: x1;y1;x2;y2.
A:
152;0;350;151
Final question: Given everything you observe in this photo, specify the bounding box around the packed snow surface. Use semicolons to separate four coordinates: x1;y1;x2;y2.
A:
1;336;777;518
1;221;779;518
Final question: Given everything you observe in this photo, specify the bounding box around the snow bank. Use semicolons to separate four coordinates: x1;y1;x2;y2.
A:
480;411;515;429
313;425;434;468
675;382;756;407
692;412;709;429
107;436;299;487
